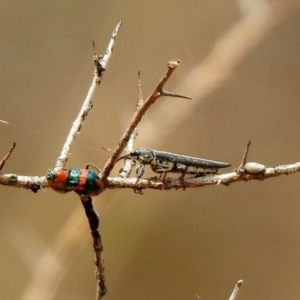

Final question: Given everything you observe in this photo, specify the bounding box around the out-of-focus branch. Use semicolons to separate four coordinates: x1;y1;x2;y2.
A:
141;0;300;145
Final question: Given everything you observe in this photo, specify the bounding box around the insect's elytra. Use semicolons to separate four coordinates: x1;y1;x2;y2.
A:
46;168;102;196
118;148;231;179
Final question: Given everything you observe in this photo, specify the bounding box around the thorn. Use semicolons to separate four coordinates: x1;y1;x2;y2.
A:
0;142;16;171
237;141;251;173
101;147;113;155
161;90;192;100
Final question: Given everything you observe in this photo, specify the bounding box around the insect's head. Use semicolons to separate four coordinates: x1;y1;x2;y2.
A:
46;169;68;183
118;148;154;163
133;148;154;163
46;169;57;180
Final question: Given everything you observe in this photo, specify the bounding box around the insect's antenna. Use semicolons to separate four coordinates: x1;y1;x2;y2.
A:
85;163;102;174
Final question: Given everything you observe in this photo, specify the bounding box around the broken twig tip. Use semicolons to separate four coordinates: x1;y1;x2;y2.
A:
167;59;180;69
228;279;243;300
237;279;243;287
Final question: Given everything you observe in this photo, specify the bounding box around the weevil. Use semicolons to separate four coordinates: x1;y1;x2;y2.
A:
118;148;231;182
46;164;102;196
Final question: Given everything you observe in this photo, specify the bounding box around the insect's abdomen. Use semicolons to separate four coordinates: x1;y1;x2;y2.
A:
47;168;102;194
151;150;230;174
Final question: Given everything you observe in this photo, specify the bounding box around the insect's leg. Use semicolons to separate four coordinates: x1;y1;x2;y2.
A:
85;163;102;174
136;164;145;178
178;170;188;190
161;172;168;182
133;164;145;194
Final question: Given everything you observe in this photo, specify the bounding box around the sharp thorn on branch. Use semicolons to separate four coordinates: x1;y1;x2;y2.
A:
237;141;251;173
0;142;16;171
161;89;192;100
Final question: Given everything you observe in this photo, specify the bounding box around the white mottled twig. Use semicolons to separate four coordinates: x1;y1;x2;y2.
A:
54;21;122;170
229;280;243;300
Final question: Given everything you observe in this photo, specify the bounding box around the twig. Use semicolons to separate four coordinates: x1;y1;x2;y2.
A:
54;21;122;170
118;71;143;179
101;59;191;181
80;195;106;299
228;280;243;300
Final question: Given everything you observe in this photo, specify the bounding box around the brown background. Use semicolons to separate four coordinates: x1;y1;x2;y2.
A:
0;1;300;299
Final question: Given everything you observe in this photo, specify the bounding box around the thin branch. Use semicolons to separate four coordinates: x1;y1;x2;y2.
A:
80;195;106;299
228;280;243;300
118;72;143;179
142;0;300;146
101;59;191;181
54;21;122;170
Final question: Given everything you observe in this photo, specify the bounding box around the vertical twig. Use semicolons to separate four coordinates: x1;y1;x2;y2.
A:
54;21;122;170
80;195;106;299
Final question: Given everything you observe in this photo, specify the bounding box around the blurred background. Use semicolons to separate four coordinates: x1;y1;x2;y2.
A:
0;0;300;299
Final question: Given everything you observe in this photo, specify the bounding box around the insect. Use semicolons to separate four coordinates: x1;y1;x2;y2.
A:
118;148;231;181
46;166;102;196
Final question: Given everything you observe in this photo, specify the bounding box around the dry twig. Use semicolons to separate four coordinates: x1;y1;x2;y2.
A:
228;280;243;300
54;21;122;170
100;59;191;182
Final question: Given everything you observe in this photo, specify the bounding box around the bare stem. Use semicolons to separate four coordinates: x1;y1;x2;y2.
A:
80;195;106;299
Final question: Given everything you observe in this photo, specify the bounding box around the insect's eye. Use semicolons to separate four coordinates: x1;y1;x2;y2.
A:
140;153;153;162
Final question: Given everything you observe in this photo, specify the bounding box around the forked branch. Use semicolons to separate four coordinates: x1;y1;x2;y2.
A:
54;21;122;170
100;59;191;181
